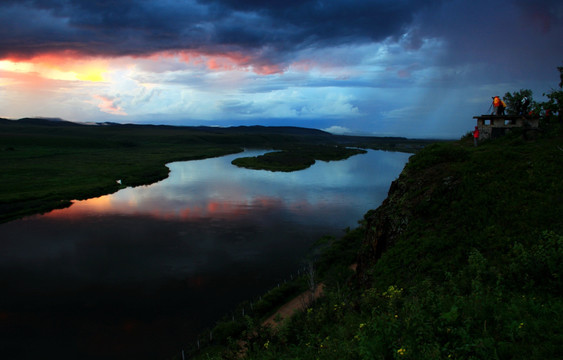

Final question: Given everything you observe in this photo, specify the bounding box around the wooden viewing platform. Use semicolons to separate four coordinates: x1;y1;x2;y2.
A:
473;114;539;140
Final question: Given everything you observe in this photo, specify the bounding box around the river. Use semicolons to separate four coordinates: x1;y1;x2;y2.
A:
0;149;410;359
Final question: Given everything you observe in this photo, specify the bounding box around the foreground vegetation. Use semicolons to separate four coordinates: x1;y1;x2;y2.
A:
0;120;427;223
184;123;563;360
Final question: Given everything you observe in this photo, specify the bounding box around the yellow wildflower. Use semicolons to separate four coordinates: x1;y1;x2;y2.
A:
383;285;403;299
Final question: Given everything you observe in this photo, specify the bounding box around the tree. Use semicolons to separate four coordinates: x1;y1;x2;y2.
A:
503;89;534;115
541;65;563;124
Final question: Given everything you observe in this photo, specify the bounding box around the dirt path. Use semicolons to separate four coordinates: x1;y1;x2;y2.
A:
236;285;325;358
262;284;325;329
236;264;357;357
262;264;357;329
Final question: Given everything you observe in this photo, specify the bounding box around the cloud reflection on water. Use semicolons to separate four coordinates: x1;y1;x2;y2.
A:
3;149;412;282
43;150;410;223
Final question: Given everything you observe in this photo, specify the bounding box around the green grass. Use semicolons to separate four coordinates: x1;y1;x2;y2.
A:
0;122;247;222
186;125;563;360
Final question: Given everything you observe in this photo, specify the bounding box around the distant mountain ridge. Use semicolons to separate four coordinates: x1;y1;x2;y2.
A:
0;117;331;136
1;117;82;126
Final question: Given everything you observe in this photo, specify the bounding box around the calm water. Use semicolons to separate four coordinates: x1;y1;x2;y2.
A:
0;149;410;359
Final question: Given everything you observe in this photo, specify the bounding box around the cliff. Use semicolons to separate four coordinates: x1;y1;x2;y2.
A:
357;127;562;289
356;140;470;285
191;126;563;360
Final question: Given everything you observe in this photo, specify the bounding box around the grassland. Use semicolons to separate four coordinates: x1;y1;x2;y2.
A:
185;124;563;360
0;119;239;222
0;118;428;223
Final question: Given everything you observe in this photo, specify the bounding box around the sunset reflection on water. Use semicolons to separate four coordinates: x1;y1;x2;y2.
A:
43;148;393;225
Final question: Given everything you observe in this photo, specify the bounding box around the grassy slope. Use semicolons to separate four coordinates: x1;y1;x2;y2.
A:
190;126;563;360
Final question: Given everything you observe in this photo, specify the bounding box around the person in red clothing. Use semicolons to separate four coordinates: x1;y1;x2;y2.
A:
473;126;480;147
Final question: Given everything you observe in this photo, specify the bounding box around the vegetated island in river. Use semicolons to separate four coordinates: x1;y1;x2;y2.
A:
0;118;435;223
231;145;368;172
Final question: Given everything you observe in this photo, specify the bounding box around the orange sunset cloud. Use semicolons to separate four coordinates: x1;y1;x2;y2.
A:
0;52;108;83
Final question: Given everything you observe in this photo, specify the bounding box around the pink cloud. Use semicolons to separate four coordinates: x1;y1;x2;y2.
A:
165;50;283;74
252;63;283;75
93;94;127;116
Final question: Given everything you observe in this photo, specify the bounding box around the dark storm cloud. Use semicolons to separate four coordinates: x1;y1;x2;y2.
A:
202;0;428;43
0;0;439;64
0;0;212;57
409;0;563;82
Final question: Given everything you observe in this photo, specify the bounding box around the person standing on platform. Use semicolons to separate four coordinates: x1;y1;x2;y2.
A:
492;96;506;115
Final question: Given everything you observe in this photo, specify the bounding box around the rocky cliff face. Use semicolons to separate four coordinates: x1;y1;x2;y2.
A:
355;177;406;286
355;143;465;286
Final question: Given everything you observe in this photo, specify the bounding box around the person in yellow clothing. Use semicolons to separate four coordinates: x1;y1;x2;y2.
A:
492;95;506;115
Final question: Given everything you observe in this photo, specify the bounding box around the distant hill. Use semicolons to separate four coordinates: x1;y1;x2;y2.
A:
2;117;83;126
217;125;331;136
1;117;439;145
109;123;333;136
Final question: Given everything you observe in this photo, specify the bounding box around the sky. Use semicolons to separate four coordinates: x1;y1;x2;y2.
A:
0;0;562;138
